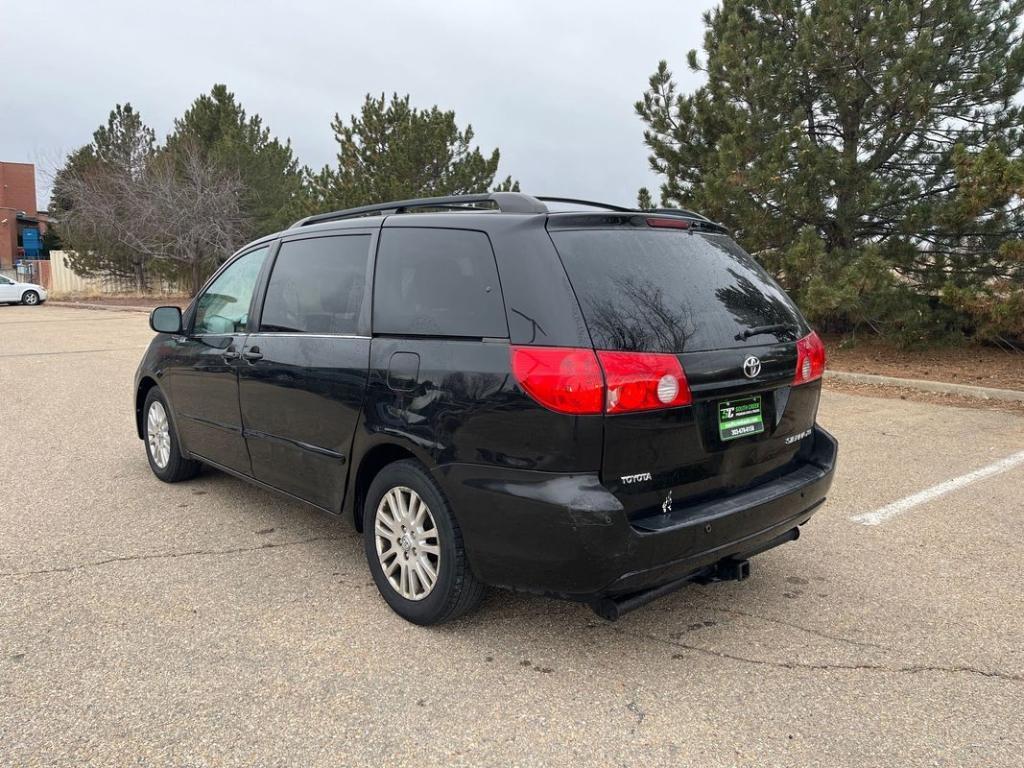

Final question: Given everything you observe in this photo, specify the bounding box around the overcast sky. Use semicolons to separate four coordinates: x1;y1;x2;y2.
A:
2;1;714;210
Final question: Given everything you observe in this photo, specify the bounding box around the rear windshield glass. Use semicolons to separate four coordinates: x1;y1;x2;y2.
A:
550;230;805;353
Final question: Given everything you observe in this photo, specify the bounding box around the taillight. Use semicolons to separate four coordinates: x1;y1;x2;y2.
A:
510;346;604;415
510;346;692;415
597;351;691;413
793;331;826;385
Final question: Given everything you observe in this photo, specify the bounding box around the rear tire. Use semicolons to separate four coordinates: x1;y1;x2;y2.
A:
143;388;200;483
363;459;485;625
21;291;39;306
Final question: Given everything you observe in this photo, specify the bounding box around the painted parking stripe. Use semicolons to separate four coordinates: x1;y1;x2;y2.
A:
851;449;1024;526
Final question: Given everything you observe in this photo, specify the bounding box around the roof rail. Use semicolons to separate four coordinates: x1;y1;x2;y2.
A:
289;192;716;229
290;191;548;228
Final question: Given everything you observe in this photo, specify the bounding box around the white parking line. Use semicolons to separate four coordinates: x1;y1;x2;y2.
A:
851;449;1024;526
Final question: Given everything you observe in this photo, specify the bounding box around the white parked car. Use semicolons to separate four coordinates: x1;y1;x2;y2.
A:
0;275;47;305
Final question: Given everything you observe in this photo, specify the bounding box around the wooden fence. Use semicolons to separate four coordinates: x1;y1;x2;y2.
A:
30;251;189;297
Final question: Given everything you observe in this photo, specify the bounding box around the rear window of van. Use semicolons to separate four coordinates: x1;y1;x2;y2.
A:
549;229;804;353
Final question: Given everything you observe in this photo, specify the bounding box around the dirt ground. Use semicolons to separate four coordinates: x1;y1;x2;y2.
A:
824;379;1024;416
824;335;1023;391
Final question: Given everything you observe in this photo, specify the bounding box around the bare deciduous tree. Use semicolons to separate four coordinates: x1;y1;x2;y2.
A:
58;140;247;295
51;103;156;291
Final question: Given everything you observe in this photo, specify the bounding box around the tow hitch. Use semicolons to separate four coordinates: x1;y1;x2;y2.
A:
694;557;750;584
589;527;800;621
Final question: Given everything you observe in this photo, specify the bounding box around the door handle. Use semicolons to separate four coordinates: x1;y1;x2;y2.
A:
242;347;263;362
222;349;240;361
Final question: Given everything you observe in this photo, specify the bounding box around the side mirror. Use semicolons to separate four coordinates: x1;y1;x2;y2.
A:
150;306;183;334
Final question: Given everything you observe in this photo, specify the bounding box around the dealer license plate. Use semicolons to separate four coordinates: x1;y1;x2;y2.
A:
718;396;765;441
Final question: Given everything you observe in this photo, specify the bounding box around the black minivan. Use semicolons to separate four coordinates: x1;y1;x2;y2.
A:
135;192;837;624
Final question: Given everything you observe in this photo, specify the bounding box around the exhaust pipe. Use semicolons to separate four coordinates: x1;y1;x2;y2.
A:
590;527;800;621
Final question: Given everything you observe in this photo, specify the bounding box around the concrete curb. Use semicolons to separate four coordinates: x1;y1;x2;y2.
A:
826;370;1024;403
48;301;155;313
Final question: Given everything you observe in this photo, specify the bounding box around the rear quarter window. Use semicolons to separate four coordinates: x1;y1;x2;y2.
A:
549;229;804;353
373;228;508;338
260;234;369;335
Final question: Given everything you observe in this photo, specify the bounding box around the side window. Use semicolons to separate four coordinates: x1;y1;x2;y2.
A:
193;246;269;335
373;228;508;337
260;235;369;334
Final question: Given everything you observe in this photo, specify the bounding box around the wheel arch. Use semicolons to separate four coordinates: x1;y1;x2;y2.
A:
349;442;420;532
135;376;159;439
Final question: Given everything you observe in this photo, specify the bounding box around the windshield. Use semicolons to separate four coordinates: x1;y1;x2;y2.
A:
549;229;806;353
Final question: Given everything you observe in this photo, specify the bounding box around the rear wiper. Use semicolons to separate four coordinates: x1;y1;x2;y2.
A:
735;323;794;341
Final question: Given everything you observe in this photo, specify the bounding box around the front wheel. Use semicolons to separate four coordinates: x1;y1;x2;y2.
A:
363;460;484;625
143;388;200;483
21;291;39;306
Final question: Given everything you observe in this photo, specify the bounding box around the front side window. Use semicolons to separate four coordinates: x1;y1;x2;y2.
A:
260;235;370;334
373;228;507;338
192;246;269;335
0;277;12;285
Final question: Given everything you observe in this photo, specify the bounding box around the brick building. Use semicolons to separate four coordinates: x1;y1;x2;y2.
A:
0;161;48;269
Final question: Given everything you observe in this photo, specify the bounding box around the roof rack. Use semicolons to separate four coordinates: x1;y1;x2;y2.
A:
290;192;548;228
290;192;715;229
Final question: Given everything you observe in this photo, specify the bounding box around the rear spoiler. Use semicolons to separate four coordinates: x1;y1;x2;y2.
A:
546;212;730;235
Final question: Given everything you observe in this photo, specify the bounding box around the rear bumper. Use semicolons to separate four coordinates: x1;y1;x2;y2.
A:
434;425;838;599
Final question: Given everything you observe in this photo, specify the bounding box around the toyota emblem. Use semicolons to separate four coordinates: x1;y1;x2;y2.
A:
743;355;761;378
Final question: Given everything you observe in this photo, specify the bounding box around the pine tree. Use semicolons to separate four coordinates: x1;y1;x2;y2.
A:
166;84;306;237
938;148;1024;344
637;0;1024;342
637;187;657;210
309;93;516;211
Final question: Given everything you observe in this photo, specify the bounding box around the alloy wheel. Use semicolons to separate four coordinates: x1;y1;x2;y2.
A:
374;486;441;601
147;400;172;469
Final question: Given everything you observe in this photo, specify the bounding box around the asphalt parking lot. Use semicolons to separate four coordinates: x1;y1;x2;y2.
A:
2;305;1022;767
